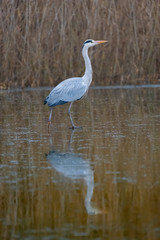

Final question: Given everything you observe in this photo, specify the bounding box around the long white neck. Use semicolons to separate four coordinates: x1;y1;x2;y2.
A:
82;46;92;86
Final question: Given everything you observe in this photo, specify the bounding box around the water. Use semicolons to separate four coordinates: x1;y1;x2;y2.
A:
0;86;160;240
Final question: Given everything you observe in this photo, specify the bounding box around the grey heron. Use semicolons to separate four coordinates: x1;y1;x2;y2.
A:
44;39;108;129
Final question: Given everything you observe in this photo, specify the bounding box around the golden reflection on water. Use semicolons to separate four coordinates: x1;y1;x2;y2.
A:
0;87;160;240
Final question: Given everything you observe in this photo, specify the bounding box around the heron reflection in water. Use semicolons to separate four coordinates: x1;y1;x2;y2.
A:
46;130;105;215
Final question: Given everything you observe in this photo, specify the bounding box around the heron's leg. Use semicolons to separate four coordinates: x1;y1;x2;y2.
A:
68;102;75;128
48;108;53;129
68;102;82;129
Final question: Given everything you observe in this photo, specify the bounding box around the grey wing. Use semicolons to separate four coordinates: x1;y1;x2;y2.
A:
47;77;87;107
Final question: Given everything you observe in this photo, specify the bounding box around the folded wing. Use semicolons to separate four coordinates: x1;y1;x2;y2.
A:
46;77;87;107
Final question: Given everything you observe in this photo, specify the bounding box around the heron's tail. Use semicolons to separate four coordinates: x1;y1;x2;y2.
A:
44;96;49;105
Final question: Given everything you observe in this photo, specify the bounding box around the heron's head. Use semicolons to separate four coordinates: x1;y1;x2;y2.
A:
82;39;108;49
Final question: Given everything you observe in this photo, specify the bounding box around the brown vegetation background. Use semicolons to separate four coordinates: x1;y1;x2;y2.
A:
0;0;160;89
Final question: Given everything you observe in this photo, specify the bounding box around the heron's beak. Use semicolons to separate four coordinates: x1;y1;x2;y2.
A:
95;40;108;44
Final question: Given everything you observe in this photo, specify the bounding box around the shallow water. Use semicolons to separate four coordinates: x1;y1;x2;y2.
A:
0;86;160;240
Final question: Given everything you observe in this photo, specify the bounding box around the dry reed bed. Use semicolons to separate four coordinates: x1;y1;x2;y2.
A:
0;0;160;88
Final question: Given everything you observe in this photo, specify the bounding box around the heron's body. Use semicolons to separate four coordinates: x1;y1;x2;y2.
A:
44;77;87;107
44;39;107;129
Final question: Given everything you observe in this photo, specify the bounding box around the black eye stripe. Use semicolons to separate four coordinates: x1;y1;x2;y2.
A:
84;40;92;44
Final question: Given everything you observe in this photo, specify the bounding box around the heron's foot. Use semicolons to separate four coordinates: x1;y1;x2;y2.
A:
69;125;82;130
90;208;107;215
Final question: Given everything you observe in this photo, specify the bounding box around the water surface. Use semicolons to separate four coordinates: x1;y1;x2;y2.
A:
0;86;160;240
